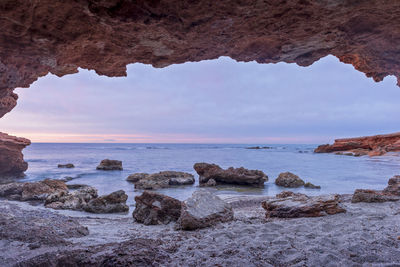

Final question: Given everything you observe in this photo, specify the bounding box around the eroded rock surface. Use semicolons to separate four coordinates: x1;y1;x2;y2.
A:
133;191;182;225
275;172;305;188
176;190;234;230
351;176;400;203
96;159;123;171
194;163;267;187
134;171;194;190
0;132;30;178
84;190;129;213
262;194;346;218
315;132;400;156
127;173;149;183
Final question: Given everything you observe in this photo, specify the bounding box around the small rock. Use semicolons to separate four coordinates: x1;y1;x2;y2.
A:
126;173;149;183
96;159;123;171
304;182;321;189
276;191;307;199
275;172;305;188
133;191;182;225
351;189;400;203
58;163;74;168
176;190;234;230
84;190;129;213
383;175;400;196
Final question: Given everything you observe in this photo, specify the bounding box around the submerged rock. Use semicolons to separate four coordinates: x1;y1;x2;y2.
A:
133;191;182;225
262;194;346;218
275;172;305;188
176;190;234;230
84;190;129;213
96;159;123;171
246;146;271;149
134;171;194;190
58;163;74;168
304;182;321;189
193;163;268;187
127;173;149;183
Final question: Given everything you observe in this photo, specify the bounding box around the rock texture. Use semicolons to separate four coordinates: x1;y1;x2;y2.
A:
0;133;30;178
133;191;182;225
84;190;129;213
96;159;123;170
351;175;400;203
194;163;268;187
126;173;149;183
315;132;400;156
1;1;400;173
262;194;346;218
176;190;234;230
134;171;194;190
57;163;74;168
275;172;305;188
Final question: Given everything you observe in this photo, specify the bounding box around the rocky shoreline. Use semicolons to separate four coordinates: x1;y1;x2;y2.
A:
1;189;400;266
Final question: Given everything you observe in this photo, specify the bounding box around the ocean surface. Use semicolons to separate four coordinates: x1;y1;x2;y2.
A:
21;143;400;207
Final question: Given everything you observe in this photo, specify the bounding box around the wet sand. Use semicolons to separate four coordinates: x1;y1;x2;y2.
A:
1;195;400;266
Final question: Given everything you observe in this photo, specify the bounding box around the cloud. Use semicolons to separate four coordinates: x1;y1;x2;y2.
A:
0;55;399;143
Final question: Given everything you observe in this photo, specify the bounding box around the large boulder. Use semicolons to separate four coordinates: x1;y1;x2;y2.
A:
176;190;234;230
134;171;194;190
193;163;267;187
127;173;149;183
275;172;305;188
133;191;182;225
84;190;129;213
45;186;98;210
262;194;346;218
96;159;123;171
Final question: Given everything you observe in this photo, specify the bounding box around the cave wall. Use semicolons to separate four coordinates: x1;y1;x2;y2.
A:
1;0;400;176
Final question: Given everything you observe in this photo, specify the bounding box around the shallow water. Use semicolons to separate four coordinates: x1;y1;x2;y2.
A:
22;143;400;206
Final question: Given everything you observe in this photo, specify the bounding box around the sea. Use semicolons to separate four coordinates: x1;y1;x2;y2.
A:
21;143;400;206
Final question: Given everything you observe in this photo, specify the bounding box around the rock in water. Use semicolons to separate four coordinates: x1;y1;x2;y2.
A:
304;182;321;189
193;163;267;187
45;186;98;210
262;194;346;218
133;191;182;225
134;171;195;190
351;189;400;203
58;163;74;168
176;190;234;230
275;172;305;188
84;190;129;213
96;159;123;171
126;173;149;183
0;132;31;178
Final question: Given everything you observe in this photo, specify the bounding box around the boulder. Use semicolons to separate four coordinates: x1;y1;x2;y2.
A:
96;159;123;171
45;186;98;210
193;163;267;187
0;179;68;201
134;171;194;190
176;190;234;230
383;175;400;196
275;172;305;188
262;194;346;218
84;190;129;213
133;191;182;225
351;189;400;203
127;173;149;183
58;163;74;168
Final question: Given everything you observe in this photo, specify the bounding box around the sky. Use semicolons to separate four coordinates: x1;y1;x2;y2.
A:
0;55;400;144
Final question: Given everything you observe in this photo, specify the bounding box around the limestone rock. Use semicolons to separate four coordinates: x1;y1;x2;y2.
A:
45;186;98;210
262;194;346;218
134;171;194;190
383;175;400;196
127;173;149;183
275;172;305;188
96;159;123;171
21;179;68;201
0;132;30;178
133;191;182;225
351;189;400;203
176;190;234;230
84;190;129;213
193;163;267;187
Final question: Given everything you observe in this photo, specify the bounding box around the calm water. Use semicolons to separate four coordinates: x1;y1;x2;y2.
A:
21;143;400;206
